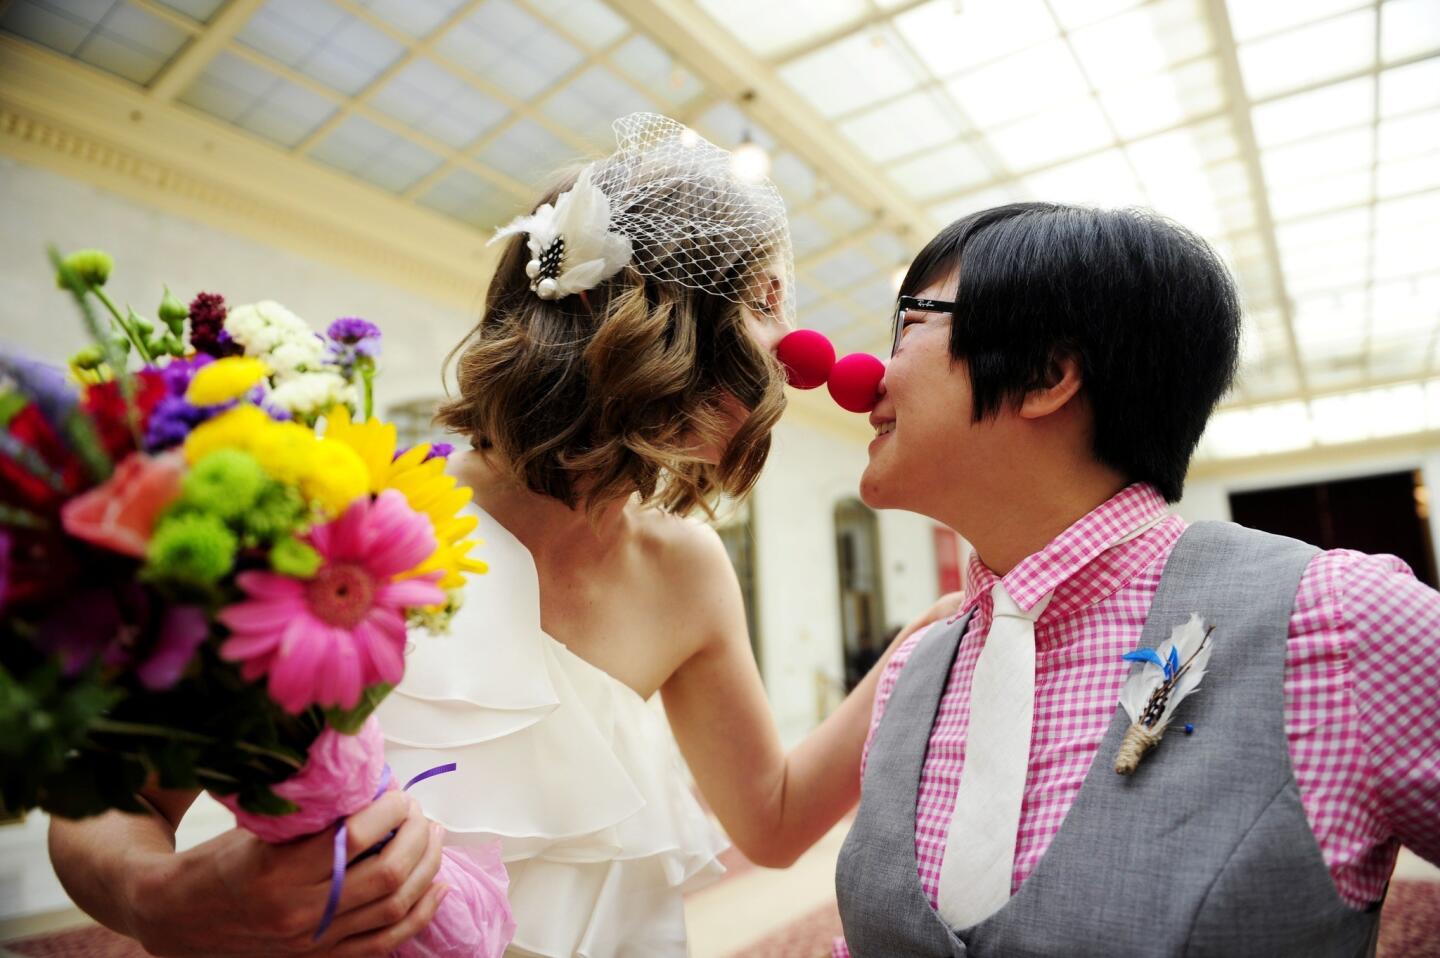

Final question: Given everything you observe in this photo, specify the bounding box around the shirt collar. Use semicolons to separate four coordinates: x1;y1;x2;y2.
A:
957;483;1170;620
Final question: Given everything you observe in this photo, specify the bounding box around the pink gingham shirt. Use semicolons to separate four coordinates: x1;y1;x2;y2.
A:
835;483;1440;957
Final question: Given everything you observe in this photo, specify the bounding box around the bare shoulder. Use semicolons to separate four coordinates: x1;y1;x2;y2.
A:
629;506;735;588
628;506;745;644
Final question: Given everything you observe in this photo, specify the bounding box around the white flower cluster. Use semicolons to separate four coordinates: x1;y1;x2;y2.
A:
226;300;355;420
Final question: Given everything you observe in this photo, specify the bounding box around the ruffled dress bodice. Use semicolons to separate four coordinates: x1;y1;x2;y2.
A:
377;503;727;957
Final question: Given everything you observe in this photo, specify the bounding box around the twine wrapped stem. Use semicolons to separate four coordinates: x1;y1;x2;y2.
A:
1114;723;1164;775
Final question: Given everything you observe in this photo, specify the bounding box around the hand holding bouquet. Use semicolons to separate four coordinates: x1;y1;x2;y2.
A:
0;249;513;956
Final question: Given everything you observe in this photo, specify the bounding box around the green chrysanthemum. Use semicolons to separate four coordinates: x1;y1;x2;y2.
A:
269;536;320;578
146;513;236;586
182;449;266;520
241;482;308;546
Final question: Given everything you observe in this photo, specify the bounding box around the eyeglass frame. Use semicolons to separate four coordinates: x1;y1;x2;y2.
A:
890;295;958;357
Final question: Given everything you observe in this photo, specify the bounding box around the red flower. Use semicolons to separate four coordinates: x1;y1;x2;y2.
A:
82;370;166;462
0;524;86;611
1;404;86;515
188;292;241;358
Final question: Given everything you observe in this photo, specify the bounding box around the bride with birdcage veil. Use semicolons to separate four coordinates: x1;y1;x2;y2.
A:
374;113;946;956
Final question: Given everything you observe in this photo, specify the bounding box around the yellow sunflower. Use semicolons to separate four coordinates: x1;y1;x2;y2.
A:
323;405;487;588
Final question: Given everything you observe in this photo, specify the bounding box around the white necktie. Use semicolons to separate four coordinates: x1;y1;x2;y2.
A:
935;513;1166;928
936;582;1051;929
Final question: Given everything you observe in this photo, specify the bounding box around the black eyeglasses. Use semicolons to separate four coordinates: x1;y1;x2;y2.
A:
890;296;957;357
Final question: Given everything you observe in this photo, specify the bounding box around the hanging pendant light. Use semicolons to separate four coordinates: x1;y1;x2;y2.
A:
731;130;771;183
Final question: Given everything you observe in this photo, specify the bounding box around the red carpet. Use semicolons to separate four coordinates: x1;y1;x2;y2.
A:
7;881;1439;957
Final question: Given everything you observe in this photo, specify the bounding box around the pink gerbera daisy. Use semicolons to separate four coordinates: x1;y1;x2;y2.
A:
218;489;444;713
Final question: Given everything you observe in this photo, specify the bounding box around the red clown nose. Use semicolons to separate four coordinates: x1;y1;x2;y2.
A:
827;353;885;413
774;329;883;414
775;329;835;390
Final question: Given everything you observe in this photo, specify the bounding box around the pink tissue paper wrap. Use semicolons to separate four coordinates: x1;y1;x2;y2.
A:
215;717;515;957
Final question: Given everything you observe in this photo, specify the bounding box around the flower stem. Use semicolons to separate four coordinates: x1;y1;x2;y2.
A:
91;288;154;364
48;246;143;445
89;719;303;770
360;360;375;421
90;718;214;744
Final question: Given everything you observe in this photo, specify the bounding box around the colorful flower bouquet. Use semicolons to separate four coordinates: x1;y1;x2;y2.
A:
0;249;513;956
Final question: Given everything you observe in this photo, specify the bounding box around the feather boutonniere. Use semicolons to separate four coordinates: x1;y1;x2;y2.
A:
1114;614;1215;775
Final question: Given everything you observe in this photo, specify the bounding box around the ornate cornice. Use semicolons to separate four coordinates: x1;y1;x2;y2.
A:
0;37;497;311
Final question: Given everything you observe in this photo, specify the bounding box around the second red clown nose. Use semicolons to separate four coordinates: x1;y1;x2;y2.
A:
827;353;885;413
775;329;884;414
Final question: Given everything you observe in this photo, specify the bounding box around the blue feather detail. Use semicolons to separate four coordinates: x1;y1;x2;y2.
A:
1166;646;1180;680
1122;648;1167;671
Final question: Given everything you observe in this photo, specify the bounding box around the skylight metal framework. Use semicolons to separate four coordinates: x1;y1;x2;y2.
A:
1;0;1436;462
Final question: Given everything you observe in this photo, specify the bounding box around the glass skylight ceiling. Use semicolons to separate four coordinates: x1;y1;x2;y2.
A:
705;0;1440;461
2;0;1438;462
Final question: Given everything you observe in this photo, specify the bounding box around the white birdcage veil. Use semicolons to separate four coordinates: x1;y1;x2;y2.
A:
491;113;796;325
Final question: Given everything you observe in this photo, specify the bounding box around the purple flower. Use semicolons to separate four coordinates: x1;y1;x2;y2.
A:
0;530;11;618
326;317;382;374
393;442;454;463
327;317;382;346
144;395;208;450
35;584;209;689
36;585;127;676
158;353;214;395
0;349;78;436
143;355;242;450
136;605;210;690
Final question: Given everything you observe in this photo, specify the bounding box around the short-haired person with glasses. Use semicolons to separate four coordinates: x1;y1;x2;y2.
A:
833;203;1440;957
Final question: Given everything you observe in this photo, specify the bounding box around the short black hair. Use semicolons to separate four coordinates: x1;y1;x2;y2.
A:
900;202;1241;503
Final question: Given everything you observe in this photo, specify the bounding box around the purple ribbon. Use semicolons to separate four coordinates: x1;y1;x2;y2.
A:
312;761;457;941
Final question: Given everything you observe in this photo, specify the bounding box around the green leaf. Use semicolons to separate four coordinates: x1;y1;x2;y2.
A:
64;408;113;483
323;684;393;735
38;750;148;819
142;738;202;790
0;390;27;428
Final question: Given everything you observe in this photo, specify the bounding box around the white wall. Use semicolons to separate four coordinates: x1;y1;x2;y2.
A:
751;418;941;746
0;157;480;411
1173;478;1232;524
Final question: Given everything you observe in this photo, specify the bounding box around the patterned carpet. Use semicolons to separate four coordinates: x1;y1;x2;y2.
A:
727;881;1440;958
6;881;1439;957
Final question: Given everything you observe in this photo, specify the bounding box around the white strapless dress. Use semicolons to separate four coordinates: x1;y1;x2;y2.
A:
376;503;727;958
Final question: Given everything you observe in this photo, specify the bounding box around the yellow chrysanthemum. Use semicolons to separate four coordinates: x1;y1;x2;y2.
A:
184;405;276;464
324;406;487;588
184;405;368;516
186;357;269;406
298;438;370;516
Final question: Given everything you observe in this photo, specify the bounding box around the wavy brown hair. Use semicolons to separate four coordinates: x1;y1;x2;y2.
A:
436;168;788;518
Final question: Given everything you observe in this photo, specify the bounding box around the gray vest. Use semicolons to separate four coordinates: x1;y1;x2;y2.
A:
836;521;1384;957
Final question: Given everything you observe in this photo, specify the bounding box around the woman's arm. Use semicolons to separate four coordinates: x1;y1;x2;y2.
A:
48;787;447;957
660;525;957;868
48;788;199;941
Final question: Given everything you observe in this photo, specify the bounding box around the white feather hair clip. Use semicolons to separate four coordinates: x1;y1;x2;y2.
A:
490;164;632;301
1113;613;1215;775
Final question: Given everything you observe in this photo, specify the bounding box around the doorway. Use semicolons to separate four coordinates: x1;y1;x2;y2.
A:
1227;470;1438;588
835;498;887;692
